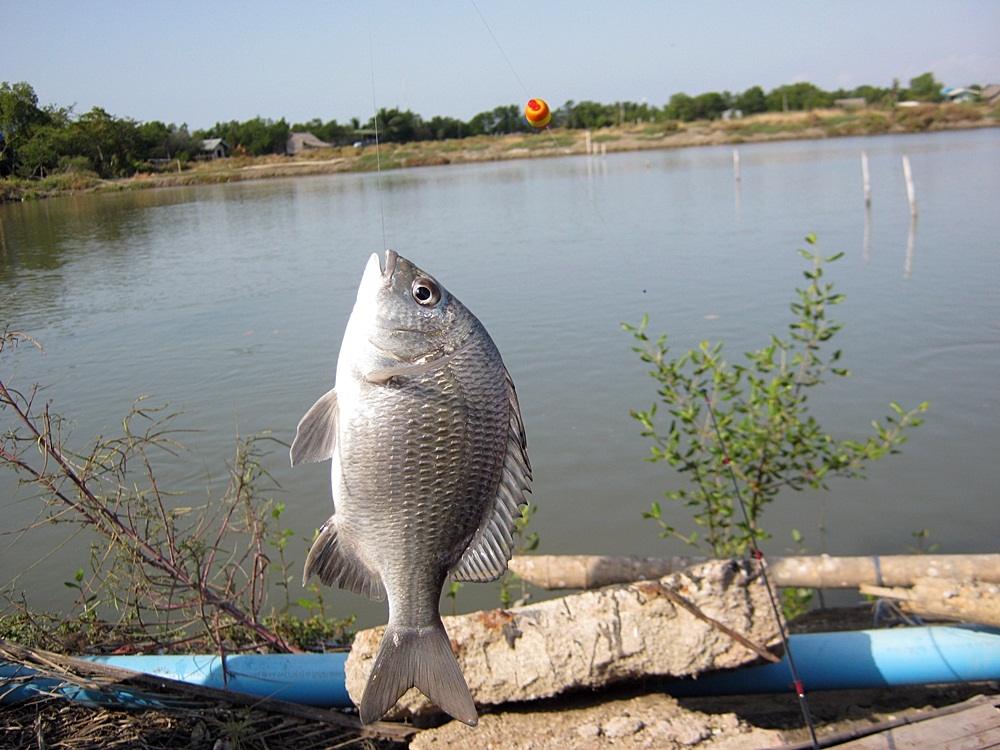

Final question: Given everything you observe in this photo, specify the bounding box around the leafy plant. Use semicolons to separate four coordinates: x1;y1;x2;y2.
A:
498;501;539;609
0;329;329;654
907;528;940;554
780;528;815;620
624;236;928;557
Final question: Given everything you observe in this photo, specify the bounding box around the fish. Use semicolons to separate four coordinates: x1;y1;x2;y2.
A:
290;249;531;726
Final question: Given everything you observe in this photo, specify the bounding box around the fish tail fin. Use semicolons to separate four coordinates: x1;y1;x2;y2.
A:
359;619;477;726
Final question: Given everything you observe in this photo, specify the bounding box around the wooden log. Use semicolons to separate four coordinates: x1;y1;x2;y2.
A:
860;578;1000;627
345;560;781;722
508;553;1000;591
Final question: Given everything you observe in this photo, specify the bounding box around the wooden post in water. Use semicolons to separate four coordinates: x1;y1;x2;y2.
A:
732;148;741;182
861;151;871;207
902;155;917;217
584;130;592;155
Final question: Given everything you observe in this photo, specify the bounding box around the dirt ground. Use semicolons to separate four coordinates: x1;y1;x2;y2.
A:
2;608;996;749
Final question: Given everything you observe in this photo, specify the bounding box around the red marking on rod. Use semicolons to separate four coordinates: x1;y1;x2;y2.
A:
794;680;805;697
722;456;731;465
752;549;763;560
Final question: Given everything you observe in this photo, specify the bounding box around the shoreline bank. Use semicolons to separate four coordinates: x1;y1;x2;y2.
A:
2;104;997;203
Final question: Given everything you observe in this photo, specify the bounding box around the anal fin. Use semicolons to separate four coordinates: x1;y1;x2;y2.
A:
303;519;385;601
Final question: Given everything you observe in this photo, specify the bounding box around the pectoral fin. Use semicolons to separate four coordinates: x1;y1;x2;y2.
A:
451;373;532;582
290;388;338;467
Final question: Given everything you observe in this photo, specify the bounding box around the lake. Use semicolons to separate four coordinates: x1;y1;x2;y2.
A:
2;128;998;625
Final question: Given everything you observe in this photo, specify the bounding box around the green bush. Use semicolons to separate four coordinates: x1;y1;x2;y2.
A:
625;236;928;557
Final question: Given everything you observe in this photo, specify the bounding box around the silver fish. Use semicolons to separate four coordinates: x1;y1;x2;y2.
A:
290;250;531;725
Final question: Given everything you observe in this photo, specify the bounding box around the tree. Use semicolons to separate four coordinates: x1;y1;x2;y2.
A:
367;108;429;142
691;91;728;120
0;81;49;176
565;100;615;129
735;86;767;114
850;85;891;106
291;117;351;145
426;115;465;140
198;117;290;156
467;104;529;136
766;82;833;112
16;125;71;177
906;72;944;102
665;92;696;121
67;107;143;177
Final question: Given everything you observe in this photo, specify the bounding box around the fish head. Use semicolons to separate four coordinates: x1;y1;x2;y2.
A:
351;249;474;364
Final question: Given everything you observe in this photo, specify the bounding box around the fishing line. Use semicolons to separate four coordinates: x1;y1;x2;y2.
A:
367;14;389;252
469;0;530;100
468;0;607;225
700;389;821;750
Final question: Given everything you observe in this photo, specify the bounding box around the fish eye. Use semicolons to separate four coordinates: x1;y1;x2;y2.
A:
411;277;441;306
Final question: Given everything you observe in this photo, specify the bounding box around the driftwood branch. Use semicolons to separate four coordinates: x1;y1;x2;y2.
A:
860;577;1000;627
509;553;1000;590
647;581;780;663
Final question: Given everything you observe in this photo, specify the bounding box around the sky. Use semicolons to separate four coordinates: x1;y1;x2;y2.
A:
3;1;999;130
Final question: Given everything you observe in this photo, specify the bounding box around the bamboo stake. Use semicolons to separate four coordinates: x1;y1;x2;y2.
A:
902;154;917;216
509;554;1000;591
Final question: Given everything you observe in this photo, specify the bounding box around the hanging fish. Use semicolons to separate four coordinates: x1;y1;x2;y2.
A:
524;97;552;129
291;250;531;726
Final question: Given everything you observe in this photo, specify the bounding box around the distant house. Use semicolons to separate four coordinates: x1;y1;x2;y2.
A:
352;128;378;147
200;138;229;159
286;131;333;155
721;108;743;121
834;97;867;110
942;87;978;103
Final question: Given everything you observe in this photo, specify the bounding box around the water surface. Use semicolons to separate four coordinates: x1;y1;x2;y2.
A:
2;128;998;623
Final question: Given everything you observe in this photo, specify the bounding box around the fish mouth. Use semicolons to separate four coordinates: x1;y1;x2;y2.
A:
362;249;397;291
382;249;398;280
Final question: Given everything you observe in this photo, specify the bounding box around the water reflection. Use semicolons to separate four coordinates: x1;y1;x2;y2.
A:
734;173;743;220
904;215;918;279
0;189;198;279
863;205;872;264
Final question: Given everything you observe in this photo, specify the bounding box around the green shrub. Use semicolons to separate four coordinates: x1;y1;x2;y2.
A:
625;236;927;557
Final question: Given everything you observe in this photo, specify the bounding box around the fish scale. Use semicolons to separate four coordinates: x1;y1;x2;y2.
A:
290;250;530;726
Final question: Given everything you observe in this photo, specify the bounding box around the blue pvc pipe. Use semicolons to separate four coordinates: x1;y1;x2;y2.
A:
667;625;1000;696
1;652;350;708
3;626;999;707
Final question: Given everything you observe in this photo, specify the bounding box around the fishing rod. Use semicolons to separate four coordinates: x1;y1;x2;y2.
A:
700;388;820;750
467;5;818;745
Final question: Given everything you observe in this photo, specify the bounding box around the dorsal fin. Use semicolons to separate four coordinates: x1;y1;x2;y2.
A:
451;372;532;583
